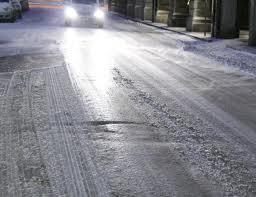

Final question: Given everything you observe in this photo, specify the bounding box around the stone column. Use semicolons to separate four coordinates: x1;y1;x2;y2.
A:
135;0;144;19
108;0;112;11
167;0;174;26
116;0;127;15
110;0;117;12
186;0;212;32
127;0;135;17
214;0;239;38
170;0;188;27
156;0;170;23
144;0;153;20
249;0;256;46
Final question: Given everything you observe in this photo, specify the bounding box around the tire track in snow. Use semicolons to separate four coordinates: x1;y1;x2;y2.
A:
0;71;53;196
30;69;66;196
54;66;110;197
0;67;109;196
43;66;109;197
0;72;14;197
48;68;86;196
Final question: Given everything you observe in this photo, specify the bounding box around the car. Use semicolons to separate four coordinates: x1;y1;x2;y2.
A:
20;0;29;11
64;0;105;28
10;0;22;18
0;0;16;22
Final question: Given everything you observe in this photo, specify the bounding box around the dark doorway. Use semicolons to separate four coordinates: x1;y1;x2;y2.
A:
152;0;158;22
238;0;249;42
238;0;249;30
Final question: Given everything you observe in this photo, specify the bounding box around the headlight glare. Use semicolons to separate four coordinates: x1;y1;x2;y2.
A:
94;9;104;19
65;7;78;19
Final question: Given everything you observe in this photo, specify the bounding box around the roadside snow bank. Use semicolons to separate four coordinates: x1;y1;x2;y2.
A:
183;39;256;75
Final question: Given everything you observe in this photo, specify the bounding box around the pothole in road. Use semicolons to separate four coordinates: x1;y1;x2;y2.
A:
86;121;147;134
85;120;145;126
103;128;116;133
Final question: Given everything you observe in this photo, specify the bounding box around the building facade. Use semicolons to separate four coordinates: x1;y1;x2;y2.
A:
109;0;256;46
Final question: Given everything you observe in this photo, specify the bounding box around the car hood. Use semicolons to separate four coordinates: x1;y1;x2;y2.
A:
68;3;97;14
0;3;12;11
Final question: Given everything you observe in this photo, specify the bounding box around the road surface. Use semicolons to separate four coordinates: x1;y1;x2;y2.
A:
0;6;256;197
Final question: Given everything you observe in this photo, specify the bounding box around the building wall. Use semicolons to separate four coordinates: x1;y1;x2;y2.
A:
186;0;212;32
110;0;127;15
109;0;256;46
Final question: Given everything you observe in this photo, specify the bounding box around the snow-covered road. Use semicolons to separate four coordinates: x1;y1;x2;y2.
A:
0;7;256;196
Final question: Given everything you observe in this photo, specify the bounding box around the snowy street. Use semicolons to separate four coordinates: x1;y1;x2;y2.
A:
0;6;256;196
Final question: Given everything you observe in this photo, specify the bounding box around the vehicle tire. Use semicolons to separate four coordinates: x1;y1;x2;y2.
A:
10;13;16;23
66;22;71;26
10;17;15;23
25;3;29;11
65;20;72;27
97;22;103;28
18;12;22;19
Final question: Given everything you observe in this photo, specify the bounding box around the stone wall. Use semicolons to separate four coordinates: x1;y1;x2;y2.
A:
155;0;170;23
186;0;212;32
109;0;256;46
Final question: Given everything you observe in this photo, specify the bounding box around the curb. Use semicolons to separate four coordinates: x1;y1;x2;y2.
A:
111;12;213;43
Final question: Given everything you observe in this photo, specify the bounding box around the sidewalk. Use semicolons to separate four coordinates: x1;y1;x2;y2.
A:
112;12;254;49
139;20;255;56
112;12;256;75
112;12;213;42
142;20;212;42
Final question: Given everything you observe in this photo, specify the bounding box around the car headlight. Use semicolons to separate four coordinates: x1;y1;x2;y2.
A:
94;9;104;20
65;7;78;19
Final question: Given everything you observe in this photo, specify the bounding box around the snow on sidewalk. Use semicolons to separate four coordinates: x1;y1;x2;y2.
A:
115;13;256;76
181;39;256;75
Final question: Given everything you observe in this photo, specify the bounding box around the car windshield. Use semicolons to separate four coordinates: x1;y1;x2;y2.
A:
72;0;96;4
0;0;9;2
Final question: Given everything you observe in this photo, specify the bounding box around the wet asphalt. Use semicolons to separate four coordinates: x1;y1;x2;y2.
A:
0;7;256;197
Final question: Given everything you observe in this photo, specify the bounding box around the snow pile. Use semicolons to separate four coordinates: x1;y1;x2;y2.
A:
182;39;256;75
